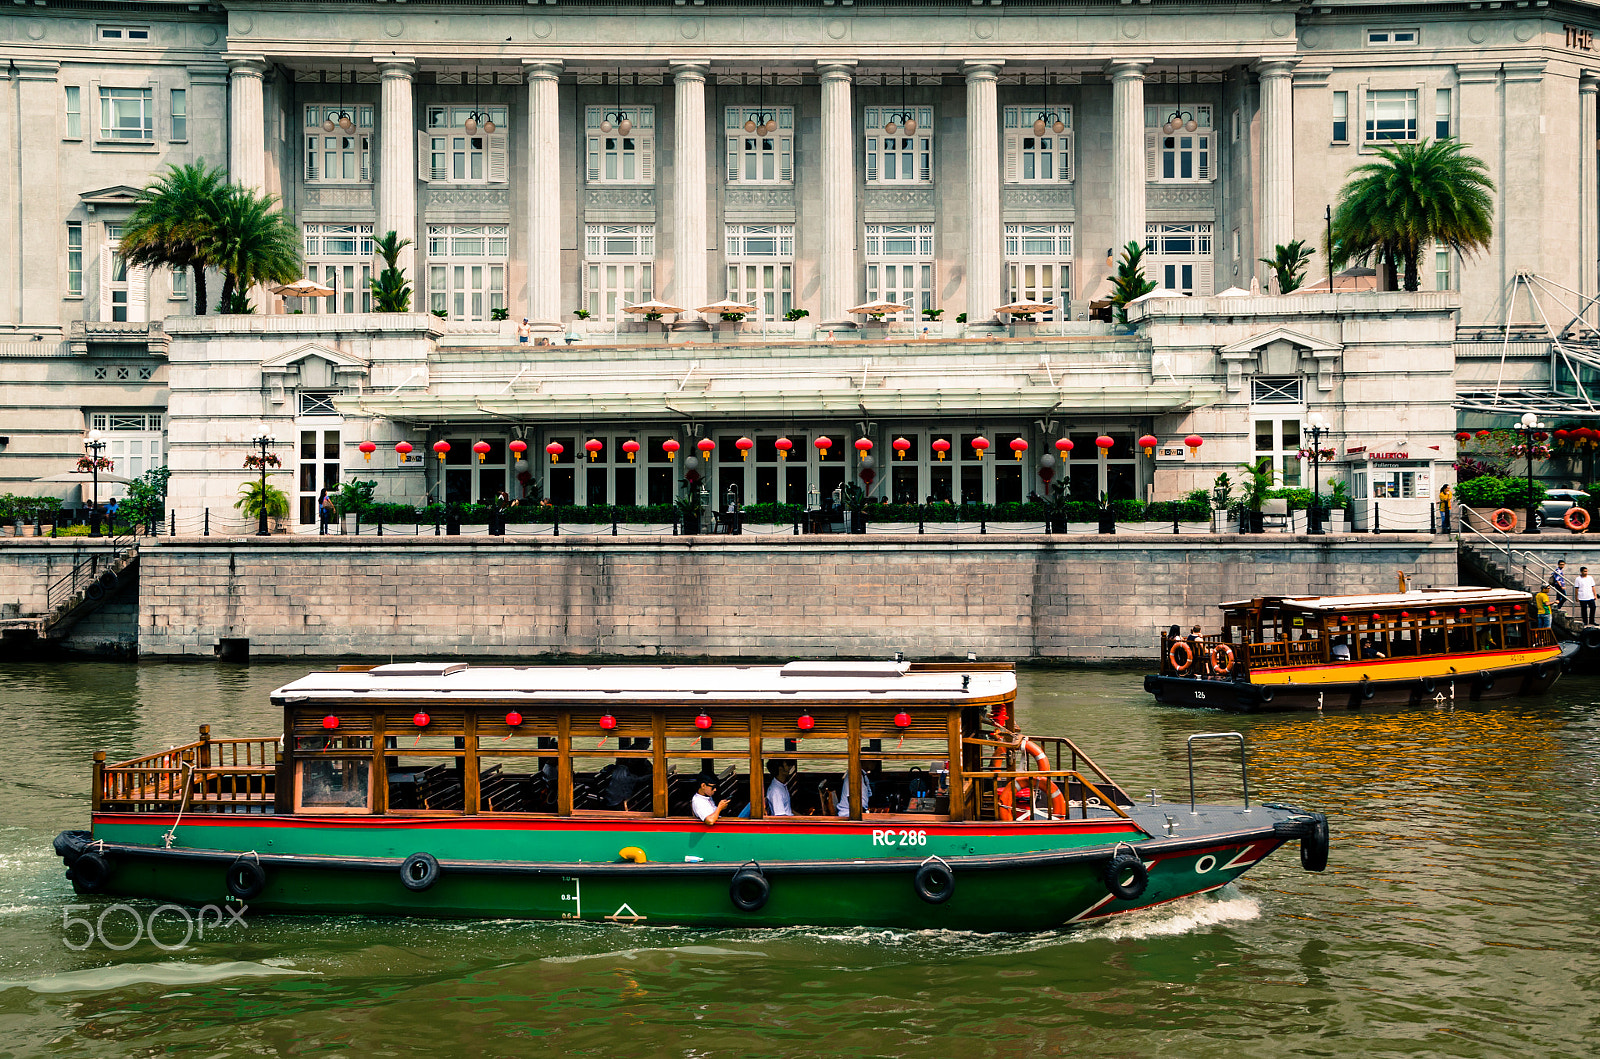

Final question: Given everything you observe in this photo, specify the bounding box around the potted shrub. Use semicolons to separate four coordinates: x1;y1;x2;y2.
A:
1326;481;1352;533
1097;491;1116;534
234;478;291;534
1236;457;1273;533
674;490;704;535
841;483;870;534
1210;473;1233;532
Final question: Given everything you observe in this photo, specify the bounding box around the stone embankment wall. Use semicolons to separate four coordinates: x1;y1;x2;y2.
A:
124;534;1458;661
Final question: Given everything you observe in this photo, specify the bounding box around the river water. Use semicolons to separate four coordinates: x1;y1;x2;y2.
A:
1;660;1597;1058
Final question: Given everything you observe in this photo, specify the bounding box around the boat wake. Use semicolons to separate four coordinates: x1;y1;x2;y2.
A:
0;959;311;994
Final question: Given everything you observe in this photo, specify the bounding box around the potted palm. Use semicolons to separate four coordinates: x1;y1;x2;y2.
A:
1097;491;1116;535
674;489;704;535
1210;472;1233;533
1236;457;1274;534
369;231;413;312
841;483;870;534
234;477;290;534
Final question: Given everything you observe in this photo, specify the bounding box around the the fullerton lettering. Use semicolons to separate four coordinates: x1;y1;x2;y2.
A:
1566;25;1595;51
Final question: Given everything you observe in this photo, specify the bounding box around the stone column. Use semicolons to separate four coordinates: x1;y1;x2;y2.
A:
1582;71;1599;321
524;60;563;330
819;60;858;328
226;56;269;191
1107;60;1150;263
1256;59;1298;289
965;61;1004;324
672;61;711;326
376;58;417;281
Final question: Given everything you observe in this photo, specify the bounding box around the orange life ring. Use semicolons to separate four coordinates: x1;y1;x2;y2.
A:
1168;639;1195;673
1565;507;1591;532
1490;508;1517;532
1209;642;1236;674
997;739;1068;821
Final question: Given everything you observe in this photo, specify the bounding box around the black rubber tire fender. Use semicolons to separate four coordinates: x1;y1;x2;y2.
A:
729;867;770;912
1418;677;1436;695
1531;662;1552;681
1103;850;1149;901
1581;627;1600;651
84;581;105;601
1360;677;1376;700
1300;813;1331;873
399;852;442;892
225;856;266;900
1255;685;1274;704
70;850;111;893
913;861;956;904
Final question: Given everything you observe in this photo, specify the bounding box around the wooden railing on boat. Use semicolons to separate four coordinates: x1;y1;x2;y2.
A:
94;725;280;813
960;730;1134;821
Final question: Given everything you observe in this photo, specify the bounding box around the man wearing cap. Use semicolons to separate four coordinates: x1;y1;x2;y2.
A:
691;774;730;826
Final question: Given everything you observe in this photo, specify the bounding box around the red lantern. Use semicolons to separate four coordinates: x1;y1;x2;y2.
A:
797;713;815;731
775;437;793;460
1455;431;1473;443
1139;434;1158;456
1184;434;1204;456
1428;610;1438;617
1056;438;1074;458
1488;606;1496;613
359;440;377;462
1514;604;1523;612
585;439;603;461
1340;615;1351;622
509;439;528;458
413;712;430;728
506;711;523;727
1400;611;1411;619
663;438;680;461
322;715;339;730
1009;438;1028;460
622;439;640;463
697;439;715;459
599;713;617;730
815;436;833;458
1459;607;1468;615
737;437;755;461
433;440;451;461
473;440;492;463
694;712;713;730
1095;435;1114;455
855;438;873;459
893;437;911;460
395;441;414;458
971;436;990;459
545;441;564;462
931;438;951;461
893;711;911;728
1372;613;1382;621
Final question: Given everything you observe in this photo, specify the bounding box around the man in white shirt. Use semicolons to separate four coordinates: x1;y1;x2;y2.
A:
1579;567;1597;625
766;760;794;816
837;766;873;818
691;775;729;826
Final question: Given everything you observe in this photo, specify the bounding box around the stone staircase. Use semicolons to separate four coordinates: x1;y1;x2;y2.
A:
1458;540;1579;640
37;537;140;642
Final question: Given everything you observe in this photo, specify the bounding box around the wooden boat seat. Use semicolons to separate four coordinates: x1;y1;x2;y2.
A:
416;764;465;811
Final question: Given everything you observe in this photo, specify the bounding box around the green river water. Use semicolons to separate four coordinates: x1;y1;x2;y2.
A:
1;660;1597;1058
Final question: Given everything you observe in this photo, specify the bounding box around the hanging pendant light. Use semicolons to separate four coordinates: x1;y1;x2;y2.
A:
464;66;479;133
321;70;335;132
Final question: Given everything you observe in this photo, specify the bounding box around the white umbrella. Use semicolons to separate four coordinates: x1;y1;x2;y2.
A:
622;300;687;315
1215;286;1252;298
994;300;1056;316
271;280;337;298
697;298;759;315
1129;287;1189;304
34;470;134;485
847;300;911;315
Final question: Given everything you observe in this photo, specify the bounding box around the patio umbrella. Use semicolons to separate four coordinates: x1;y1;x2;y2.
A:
1215;286;1252;298
994;301;1056;316
1300;267;1378;292
271;280;337;298
697;299;759;315
622;300;687;315
1129;287;1189;304
846;300;911;315
33;471;134;485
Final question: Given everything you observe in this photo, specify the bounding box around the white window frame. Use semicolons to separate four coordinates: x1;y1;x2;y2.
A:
585;106;655;185
1252;412;1305;488
1332;91;1349;144
583;224;655;322
304;105;374;183
99;87;153;142
1435;88;1452;140
864;223;935;321
66;221;83;298
64;85;81;140
1434;242;1454;292
724;106;794;184
303;223;376;313
1002;106;1074;183
427;224;509;321
170;88;187;142
97;25;150;42
1004;223;1072;320
100;223;147;323
864;106;933;185
170;266;188;302
725;224;795;320
89;412;166;490
1144;223;1214;296
1364;89;1418;143
1144;104;1213;183
421;107;509;185
1366;28;1420;47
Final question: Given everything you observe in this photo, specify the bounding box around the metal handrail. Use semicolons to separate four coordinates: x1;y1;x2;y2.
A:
44;532;138;611
1187;732;1250;814
1458;514;1560;595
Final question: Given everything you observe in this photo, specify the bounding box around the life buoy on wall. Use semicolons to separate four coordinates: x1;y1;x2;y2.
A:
1564;507;1591;532
1209;642;1236;675
1168;639;1195;674
1490;508;1518;532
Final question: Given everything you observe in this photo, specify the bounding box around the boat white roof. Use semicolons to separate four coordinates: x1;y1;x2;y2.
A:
270;660;1015;704
1218;587;1531;613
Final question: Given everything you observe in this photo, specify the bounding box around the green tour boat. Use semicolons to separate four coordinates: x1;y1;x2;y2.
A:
53;659;1329;930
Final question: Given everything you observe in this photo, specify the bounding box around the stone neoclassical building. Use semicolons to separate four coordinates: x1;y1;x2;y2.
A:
1;0;1596;529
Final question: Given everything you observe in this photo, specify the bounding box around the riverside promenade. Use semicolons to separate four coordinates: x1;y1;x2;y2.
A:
0;533;1457;661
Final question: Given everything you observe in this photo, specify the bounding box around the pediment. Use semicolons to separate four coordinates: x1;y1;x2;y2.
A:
1218;327;1343;357
261;342;370;374
79;185;146;208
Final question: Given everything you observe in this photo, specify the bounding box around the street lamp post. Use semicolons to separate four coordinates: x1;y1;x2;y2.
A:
84;430;105;537
1306;412;1329;535
251;434;276;536
1519;411;1545;535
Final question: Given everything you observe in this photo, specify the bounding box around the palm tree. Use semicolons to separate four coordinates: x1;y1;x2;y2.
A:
1333;139;1494;292
369;230;413;312
1109;240;1157;326
1260;239;1315;294
117;161;226;315
203;185;304;313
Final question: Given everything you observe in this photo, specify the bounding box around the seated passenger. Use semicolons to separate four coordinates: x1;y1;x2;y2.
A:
1331;639;1352;661
766;760;795;817
837;766;873;818
1360;637;1385;659
691;773;729;826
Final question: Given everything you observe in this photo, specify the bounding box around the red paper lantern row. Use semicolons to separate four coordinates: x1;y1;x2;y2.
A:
775;437;793;460
509;439;528;458
797;713;815;730
359;441;377;461
737;437;755;461
893;711;911;728
1185;434;1204;456
599;713;617;730
473;440;492;463
546;441;564;462
931;438;951;460
893;437;911;459
586;439;603;461
395;441;414;458
433;440;451;460
695;712;713;730
413;712;431;727
506;711;523;727
622;439;640;462
815;436;833;458
1487;606;1497;613
663;439;680;460
1095;435;1114;455
322;715;340;730
1009;438;1028;459
1138;434;1158;456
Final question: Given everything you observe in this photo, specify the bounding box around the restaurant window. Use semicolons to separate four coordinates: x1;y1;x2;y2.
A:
585;106;654;185
423;106;509;184
864;106;933;185
303;223;375;313
99;87;153;142
1005;223;1072;320
305;105;374;183
865;224;934;322
1002;106;1074;183
724;106;794;184
1365;89;1417;143
584;224;654;323
1065;431;1136;503
725;224;794;320
646;433;678;506
427;224;508;321
1144;104;1212;182
439;435;508;505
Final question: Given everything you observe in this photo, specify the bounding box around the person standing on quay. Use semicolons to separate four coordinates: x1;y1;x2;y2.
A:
1577;567;1597;626
1552;559;1569;609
